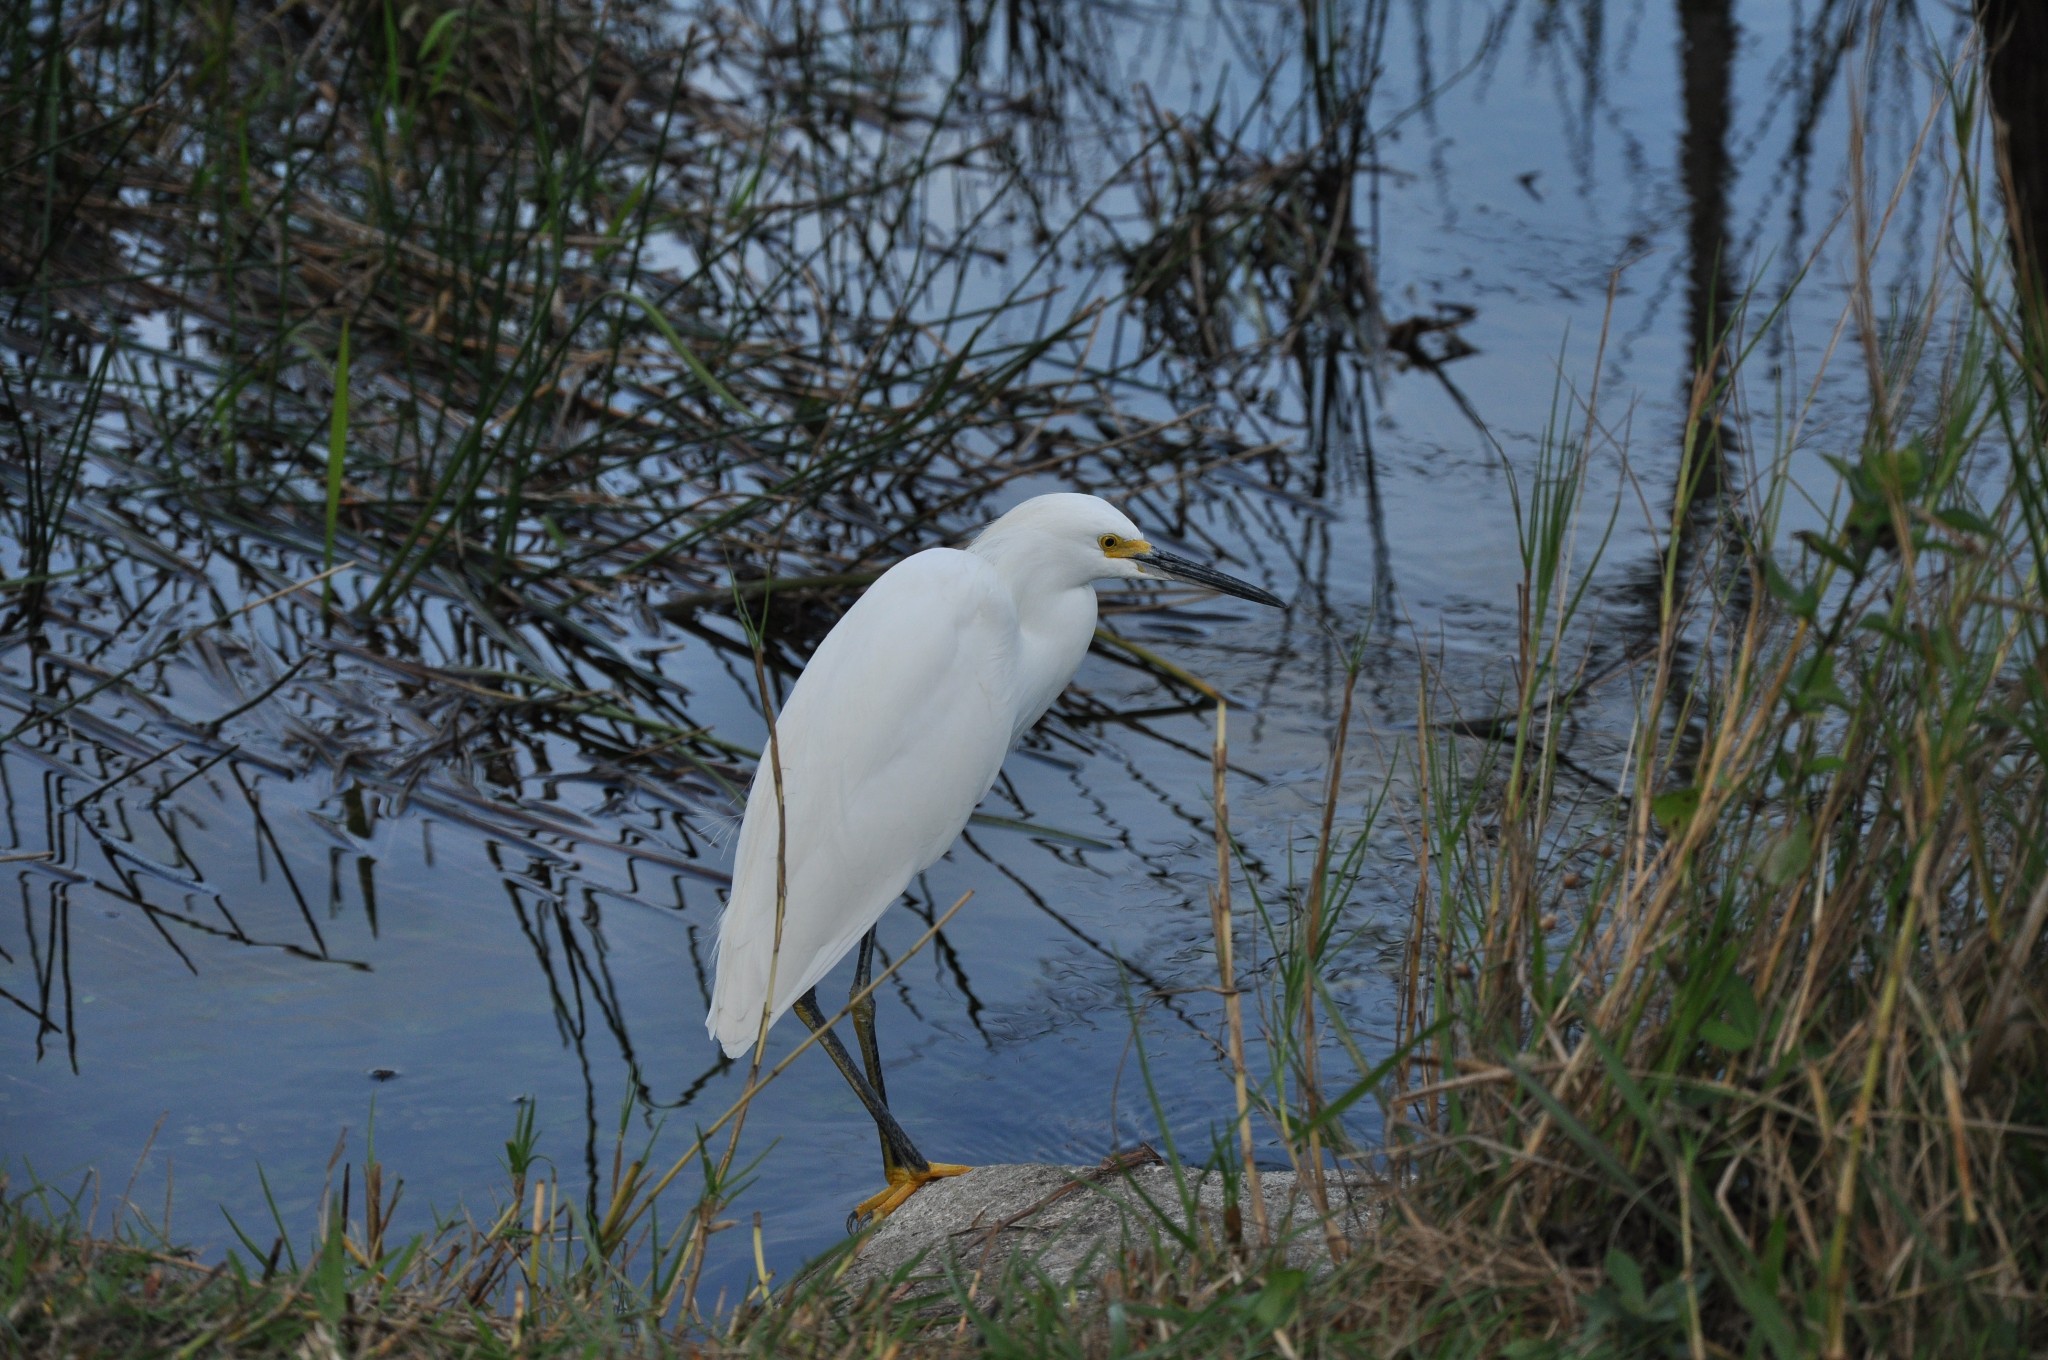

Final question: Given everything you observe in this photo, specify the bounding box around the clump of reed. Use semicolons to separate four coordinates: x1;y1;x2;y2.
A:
1227;83;2048;1359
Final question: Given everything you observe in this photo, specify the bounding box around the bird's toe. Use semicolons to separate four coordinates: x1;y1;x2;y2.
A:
850;1162;973;1229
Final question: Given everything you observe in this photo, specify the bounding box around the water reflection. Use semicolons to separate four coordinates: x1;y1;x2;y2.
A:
1601;0;1746;785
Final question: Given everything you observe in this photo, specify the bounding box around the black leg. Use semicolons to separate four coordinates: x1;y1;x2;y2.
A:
851;930;900;1171
850;929;896;1169
791;988;929;1177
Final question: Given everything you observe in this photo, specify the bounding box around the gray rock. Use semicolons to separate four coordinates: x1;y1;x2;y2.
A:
814;1159;1383;1298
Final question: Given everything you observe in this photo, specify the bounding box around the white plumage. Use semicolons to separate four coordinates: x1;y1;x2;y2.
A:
706;494;1118;1054
700;491;1280;1221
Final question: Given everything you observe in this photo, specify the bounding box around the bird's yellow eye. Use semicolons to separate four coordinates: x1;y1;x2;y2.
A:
1098;533;1150;559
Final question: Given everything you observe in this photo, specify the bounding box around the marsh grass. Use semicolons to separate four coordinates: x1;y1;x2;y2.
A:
0;0;1278;798
5;1;2048;1357
1314;72;2048;1355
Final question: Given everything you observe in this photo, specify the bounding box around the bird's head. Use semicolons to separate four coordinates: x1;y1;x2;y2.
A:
971;493;1284;607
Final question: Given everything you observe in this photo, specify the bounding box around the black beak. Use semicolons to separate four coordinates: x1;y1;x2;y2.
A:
1136;547;1285;608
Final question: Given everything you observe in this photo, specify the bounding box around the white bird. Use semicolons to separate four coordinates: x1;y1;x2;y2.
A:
706;492;1283;1223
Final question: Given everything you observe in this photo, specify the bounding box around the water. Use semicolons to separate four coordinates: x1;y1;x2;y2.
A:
0;0;1969;1303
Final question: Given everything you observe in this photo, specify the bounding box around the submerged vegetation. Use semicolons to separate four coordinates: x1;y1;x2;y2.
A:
5;0;2048;1355
0;0;1258;798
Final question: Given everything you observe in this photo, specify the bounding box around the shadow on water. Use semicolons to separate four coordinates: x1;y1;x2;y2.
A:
0;0;1994;1297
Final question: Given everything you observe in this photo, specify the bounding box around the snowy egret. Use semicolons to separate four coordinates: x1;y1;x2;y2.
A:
706;492;1283;1223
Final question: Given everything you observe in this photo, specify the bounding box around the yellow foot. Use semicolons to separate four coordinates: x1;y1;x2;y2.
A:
851;1162;971;1228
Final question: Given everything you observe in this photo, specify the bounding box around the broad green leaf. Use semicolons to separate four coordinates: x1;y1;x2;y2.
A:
1760;819;1812;887
1651;786;1700;836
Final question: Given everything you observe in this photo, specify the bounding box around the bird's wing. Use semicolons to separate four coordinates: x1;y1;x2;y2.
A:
707;549;1019;1055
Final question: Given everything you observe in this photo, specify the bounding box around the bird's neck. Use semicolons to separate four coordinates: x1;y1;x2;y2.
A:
966;534;1101;738
1003;575;1097;742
